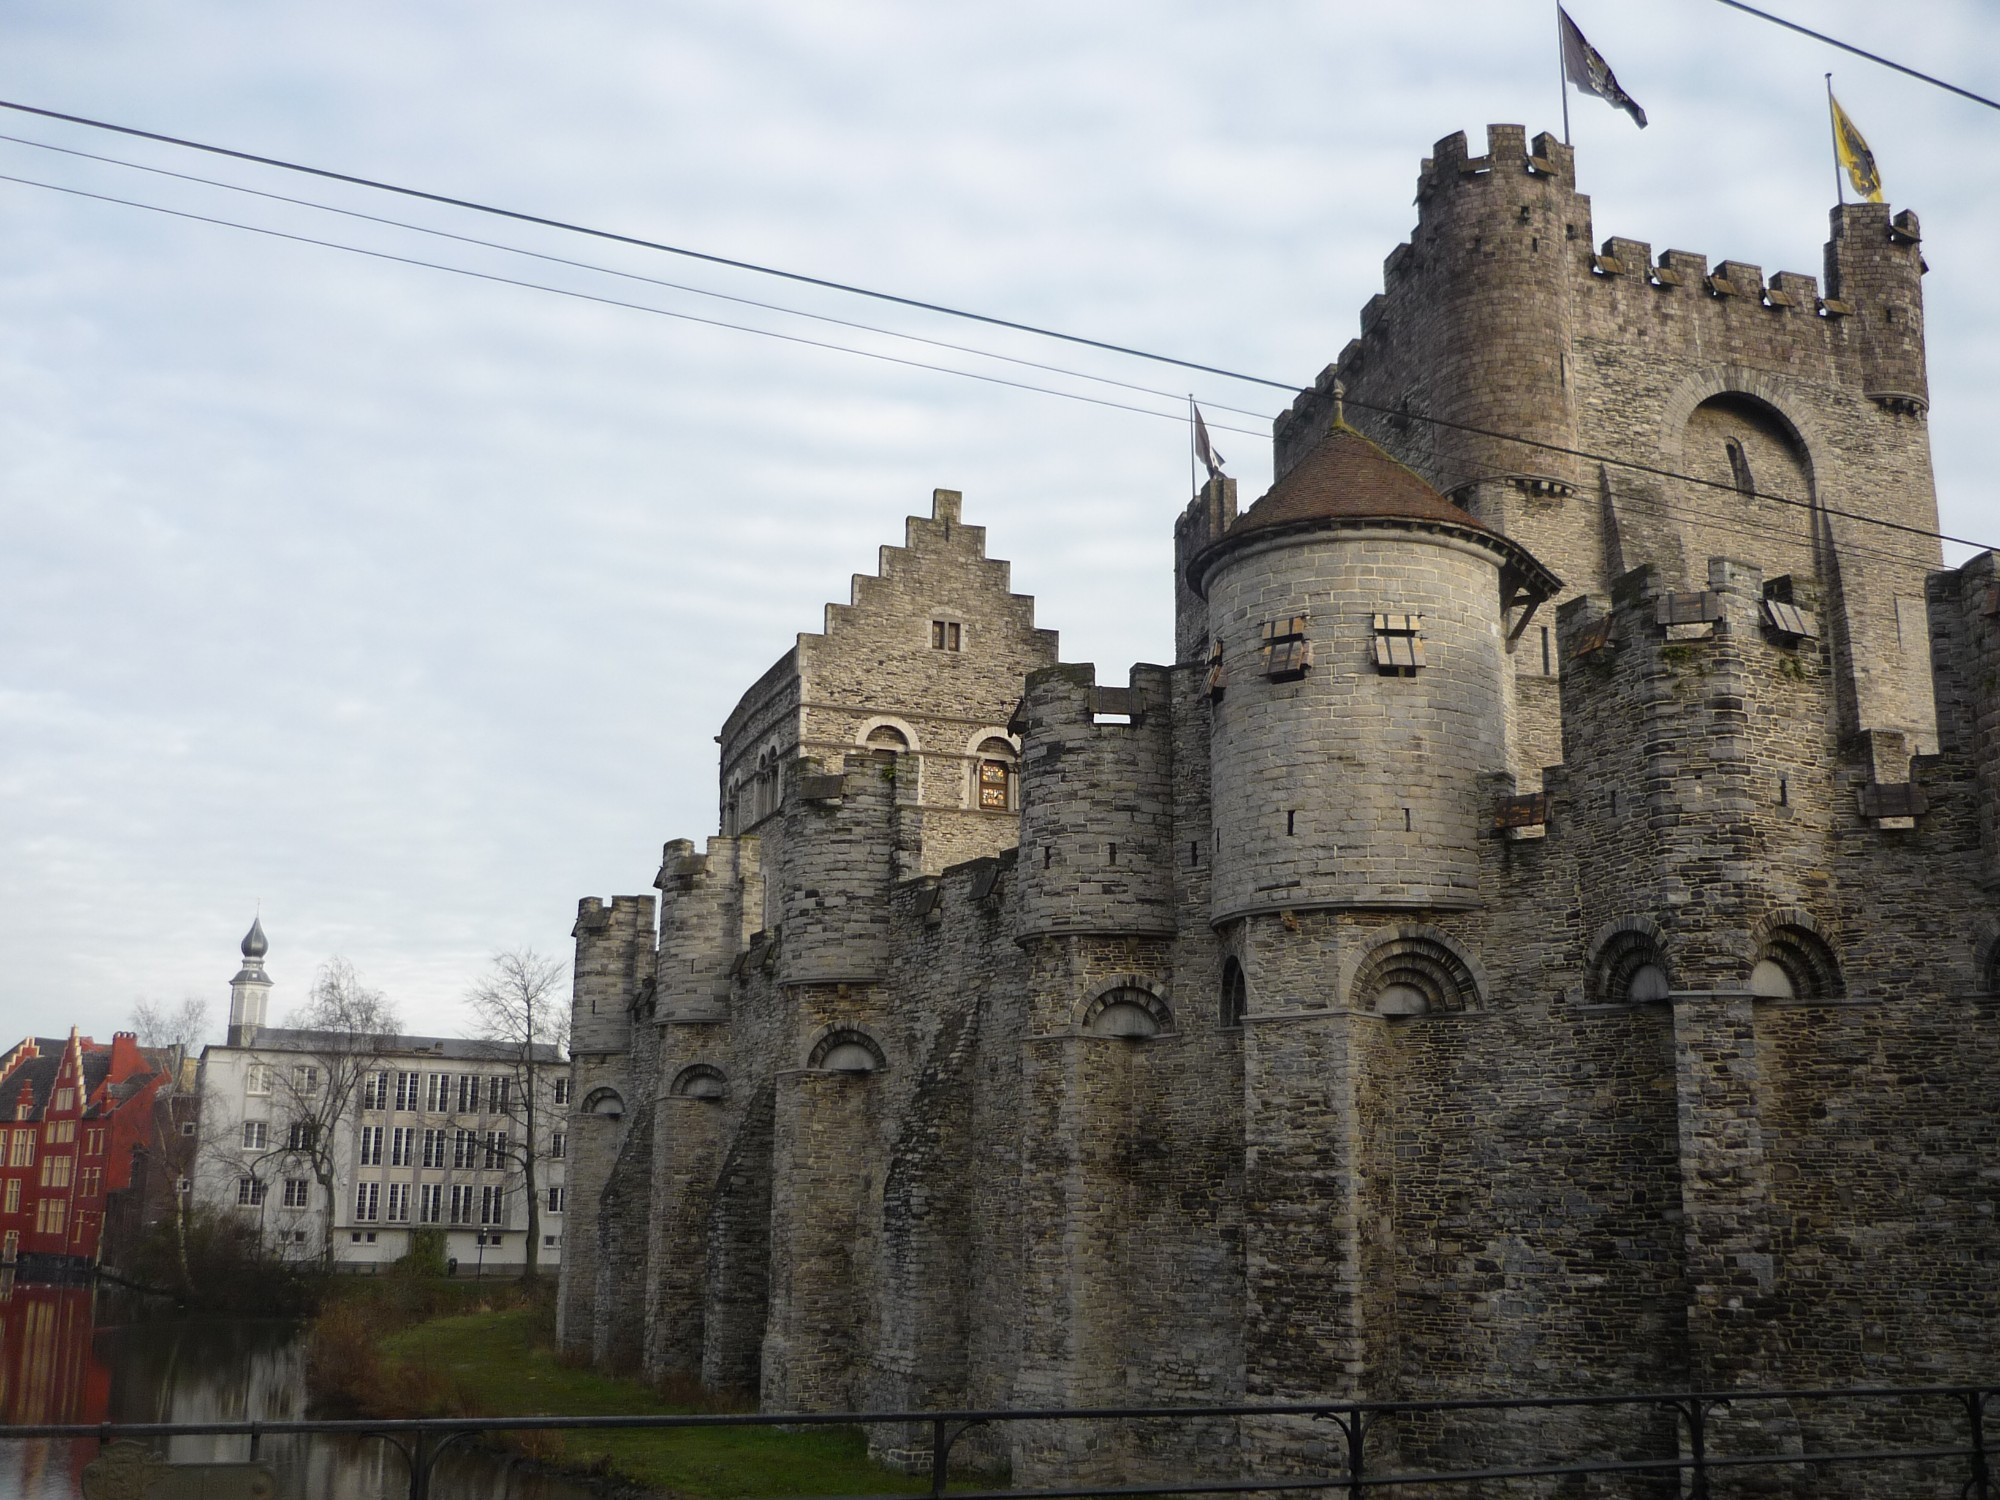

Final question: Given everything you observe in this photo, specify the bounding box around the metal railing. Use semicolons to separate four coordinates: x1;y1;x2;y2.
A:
6;1381;1993;1499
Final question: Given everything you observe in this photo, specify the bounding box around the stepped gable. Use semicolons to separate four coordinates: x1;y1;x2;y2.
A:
1190;421;1560;595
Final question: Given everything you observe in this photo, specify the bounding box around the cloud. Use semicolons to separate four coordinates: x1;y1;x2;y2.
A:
0;0;1994;1041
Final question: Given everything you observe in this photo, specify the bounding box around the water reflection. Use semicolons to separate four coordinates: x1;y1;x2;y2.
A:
0;1282;601;1499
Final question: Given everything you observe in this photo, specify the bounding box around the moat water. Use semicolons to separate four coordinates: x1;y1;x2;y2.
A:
0;1283;601;1499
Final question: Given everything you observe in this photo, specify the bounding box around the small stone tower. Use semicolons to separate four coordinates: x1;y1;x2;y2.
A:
226;915;272;1047
1193;423;1559;918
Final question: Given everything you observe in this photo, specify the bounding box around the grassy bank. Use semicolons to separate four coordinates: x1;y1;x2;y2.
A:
310;1285;938;1497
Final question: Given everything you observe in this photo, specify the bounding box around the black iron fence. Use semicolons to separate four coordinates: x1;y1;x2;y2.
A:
5;1382;1992;1499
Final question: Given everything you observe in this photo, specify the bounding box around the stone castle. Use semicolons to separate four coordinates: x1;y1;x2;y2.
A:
558;127;1997;1484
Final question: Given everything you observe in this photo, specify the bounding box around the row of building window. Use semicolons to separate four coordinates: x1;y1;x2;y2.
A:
1208;613;1432;700
3;1123;104;1166
357;1071;564;1114
0;1218;88;1257
725;731;1019;833
355;1126;553;1168
0;1167;103;1213
244;1064;318;1096
352;1182;524;1225
242;1118;566;1166
240;1120;318;1152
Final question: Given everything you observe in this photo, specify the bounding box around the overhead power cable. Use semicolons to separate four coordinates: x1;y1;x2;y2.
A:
1332;392;1982;555
0;115;1990;558
0;168;1271;441
0;129;1276;425
1710;1;2000;113
0;95;1299;395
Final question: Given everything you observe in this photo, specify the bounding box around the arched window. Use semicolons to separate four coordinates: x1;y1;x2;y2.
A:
1750;922;1842;1000
752;748;777;824
808;1028;885;1074
865;724;910;751
670;1065;727;1100
1684;395;1812;528
1081;983;1172;1040
974;736;1017;811
1220;958;1248;1029
1593;926;1672;1005
580;1086;625;1120
1350;933;1481;1018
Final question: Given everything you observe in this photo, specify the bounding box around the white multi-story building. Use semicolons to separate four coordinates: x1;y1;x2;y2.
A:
194;920;568;1272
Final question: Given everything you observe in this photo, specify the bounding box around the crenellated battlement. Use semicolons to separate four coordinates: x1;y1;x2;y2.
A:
1417;124;1576;197
1278;126;1932;482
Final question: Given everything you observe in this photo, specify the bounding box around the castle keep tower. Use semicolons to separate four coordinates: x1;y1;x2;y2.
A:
1282;124;1946;776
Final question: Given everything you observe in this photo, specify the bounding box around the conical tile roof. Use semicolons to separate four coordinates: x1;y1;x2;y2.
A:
1236;423;1490;537
1189;422;1559;603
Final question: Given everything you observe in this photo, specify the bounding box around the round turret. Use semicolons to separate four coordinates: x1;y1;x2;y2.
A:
1193;424;1558;920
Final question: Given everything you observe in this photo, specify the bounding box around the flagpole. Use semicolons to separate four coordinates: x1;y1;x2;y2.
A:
1188;395;1198;501
1825;74;1844;205
1558;5;1572;146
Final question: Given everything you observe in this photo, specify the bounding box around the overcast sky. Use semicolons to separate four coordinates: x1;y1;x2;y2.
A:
2;1;1994;1047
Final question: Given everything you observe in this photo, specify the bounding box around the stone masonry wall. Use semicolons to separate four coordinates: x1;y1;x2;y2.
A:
557;893;656;1356
567;133;1999;1500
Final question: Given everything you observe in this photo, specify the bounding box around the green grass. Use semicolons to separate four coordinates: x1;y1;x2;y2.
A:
379;1306;938;1497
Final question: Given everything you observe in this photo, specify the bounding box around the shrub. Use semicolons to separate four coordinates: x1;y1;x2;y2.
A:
121;1206;321;1316
394;1227;449;1279
305;1301;383;1416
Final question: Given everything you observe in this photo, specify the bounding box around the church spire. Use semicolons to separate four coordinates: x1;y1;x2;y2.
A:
227;915;273;1047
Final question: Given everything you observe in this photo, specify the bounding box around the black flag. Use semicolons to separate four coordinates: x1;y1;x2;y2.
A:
1194;403;1225;482
1560;7;1648;128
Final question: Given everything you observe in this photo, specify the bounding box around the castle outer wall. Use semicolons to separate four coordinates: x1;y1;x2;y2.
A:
558;129;1997;1495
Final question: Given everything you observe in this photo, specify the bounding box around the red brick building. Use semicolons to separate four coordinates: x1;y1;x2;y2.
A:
0;1031;165;1278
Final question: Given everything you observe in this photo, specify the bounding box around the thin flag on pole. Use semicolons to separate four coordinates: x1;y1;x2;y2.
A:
1828;88;1885;204
1559;7;1648;129
1193;402;1226;482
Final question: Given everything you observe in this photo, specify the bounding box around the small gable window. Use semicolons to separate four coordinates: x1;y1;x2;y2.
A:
975;737;1016;811
931;619;963;652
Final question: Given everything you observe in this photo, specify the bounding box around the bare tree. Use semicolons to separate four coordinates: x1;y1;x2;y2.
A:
466;949;568;1282
130;994;211;1061
268;957;401;1269
129;995;211;1289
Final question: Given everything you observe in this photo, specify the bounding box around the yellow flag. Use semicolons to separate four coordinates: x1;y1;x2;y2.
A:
1830;93;1884;204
